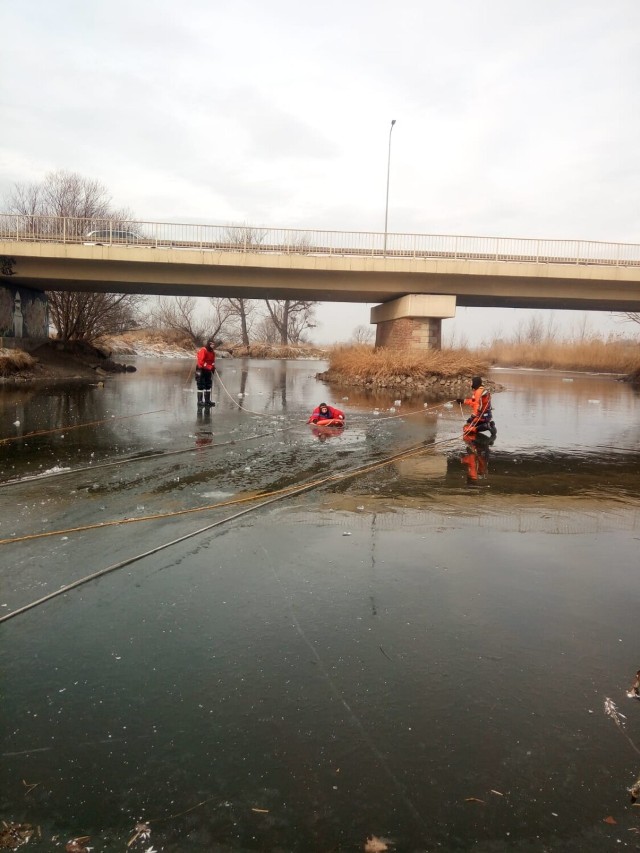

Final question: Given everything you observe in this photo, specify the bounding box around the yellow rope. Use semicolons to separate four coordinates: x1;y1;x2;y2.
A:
0;409;166;446
0;435;461;547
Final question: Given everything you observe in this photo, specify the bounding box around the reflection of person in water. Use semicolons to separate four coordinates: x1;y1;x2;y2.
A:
461;437;493;485
311;424;344;442
195;407;213;447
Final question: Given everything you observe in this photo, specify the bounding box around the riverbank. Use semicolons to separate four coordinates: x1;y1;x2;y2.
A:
0;341;135;384
102;330;330;360
3;332;639;389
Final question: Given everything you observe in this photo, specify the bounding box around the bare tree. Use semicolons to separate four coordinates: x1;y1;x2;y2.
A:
5;169;133;239
223;223;267;250
254;315;280;344
49;291;142;343
3;171;138;340
219;297;261;346
351;324;375;344
263;299;317;345
149;296;234;345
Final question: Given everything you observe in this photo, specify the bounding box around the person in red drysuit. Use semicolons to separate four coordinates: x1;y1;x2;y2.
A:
307;402;345;425
195;341;216;408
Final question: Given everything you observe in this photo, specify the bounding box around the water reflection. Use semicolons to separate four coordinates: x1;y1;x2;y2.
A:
460;435;494;486
194;407;214;448
2;359;640;851
309;423;345;442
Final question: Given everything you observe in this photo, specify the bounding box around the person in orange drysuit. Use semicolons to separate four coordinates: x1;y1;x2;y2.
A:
195;340;216;408
307;402;345;425
456;376;496;438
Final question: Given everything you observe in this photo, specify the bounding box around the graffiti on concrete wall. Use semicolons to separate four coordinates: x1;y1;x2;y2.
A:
0;285;48;339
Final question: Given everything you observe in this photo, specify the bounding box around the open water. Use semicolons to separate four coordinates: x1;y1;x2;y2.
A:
1;358;639;852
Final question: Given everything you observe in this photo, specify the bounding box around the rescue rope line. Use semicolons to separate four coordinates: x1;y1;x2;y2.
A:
216;369;456;425
0;435;460;548
0;398;456;489
345;398;459;424
0;409;167;446
0;425;296;488
214;370;302;423
183;359;195;387
0;436;460;623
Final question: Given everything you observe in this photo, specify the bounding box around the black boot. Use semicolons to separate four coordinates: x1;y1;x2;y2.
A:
197;391;204;407
204;391;215;408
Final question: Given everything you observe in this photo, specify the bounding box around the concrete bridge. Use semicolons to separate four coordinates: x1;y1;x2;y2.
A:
2;214;640;349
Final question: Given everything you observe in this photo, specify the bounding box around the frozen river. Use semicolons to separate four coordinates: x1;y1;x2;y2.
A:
1;358;640;851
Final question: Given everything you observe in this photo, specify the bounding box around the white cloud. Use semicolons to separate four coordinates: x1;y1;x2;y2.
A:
2;0;639;342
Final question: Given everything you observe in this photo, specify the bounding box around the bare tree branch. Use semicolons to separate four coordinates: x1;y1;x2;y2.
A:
263;299;317;345
219;298;262;346
618;312;640;325
148;296;234;346
2;171;139;341
351;324;375;344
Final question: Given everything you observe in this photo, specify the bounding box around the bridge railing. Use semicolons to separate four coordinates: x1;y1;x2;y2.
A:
1;214;639;267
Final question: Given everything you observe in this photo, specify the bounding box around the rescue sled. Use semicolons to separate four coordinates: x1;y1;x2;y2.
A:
312;417;345;428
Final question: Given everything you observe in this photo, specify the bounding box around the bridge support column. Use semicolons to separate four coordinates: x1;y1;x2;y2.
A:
370;294;456;351
0;280;49;350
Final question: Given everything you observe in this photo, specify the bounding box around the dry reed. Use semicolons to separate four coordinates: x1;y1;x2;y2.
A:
0;348;36;376
228;343;328;359
109;328;195;349
326;344;486;381
482;339;640;373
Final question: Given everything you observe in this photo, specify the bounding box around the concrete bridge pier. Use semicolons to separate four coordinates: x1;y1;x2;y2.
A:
370;294;456;351
0;280;50;349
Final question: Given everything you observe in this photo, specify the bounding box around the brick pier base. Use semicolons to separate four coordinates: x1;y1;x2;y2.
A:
374;316;442;350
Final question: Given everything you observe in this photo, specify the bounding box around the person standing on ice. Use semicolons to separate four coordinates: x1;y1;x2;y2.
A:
456;376;496;438
195;340;216;408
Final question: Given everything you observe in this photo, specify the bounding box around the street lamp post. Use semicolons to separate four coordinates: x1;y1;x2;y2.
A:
383;118;396;255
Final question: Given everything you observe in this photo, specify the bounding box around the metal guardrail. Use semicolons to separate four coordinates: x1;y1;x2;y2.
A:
1;214;639;267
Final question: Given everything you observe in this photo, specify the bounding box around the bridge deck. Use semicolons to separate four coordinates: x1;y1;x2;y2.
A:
2;216;640;312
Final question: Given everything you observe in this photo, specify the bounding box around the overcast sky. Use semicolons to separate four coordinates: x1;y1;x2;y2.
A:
2;0;639;344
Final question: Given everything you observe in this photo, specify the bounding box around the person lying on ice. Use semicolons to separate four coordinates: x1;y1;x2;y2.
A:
307;402;345;426
456;376;496;437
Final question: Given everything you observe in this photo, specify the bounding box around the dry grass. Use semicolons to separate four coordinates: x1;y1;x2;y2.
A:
104;328;195;349
228;342;329;359
482;339;640;373
326;344;487;380
0;348;37;376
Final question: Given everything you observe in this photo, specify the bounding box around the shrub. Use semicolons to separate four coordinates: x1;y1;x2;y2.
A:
0;348;36;376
